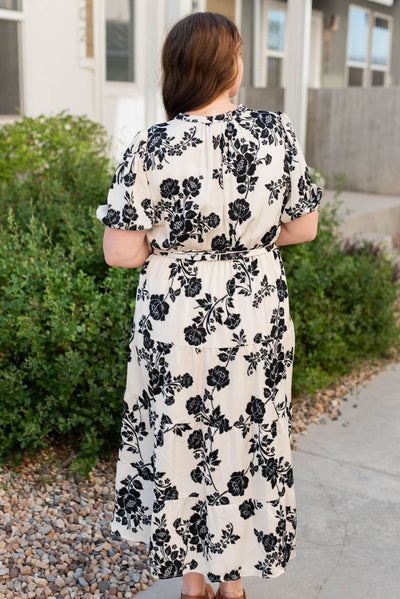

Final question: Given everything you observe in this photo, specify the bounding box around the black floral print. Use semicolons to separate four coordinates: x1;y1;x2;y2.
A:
97;105;321;581
228;199;251;224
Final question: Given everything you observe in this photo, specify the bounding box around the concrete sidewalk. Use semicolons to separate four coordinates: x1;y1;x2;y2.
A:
322;189;400;238
137;362;400;599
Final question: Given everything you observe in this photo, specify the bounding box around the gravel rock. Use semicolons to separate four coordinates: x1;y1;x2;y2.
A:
9;566;20;578
40;525;52;535
0;446;155;597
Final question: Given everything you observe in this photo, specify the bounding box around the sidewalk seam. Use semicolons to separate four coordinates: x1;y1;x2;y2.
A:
294;449;400;479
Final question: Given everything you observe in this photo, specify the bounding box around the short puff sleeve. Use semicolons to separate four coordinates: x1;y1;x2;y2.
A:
279;112;322;223
96;129;154;230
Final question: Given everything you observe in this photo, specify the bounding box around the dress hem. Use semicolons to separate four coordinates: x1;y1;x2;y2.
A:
149;549;296;581
110;527;296;581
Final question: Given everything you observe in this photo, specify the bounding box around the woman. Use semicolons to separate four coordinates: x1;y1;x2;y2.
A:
97;11;321;599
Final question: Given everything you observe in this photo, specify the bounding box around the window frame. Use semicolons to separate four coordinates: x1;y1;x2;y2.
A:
0;1;22;13
105;0;135;85
345;4;393;87
0;1;24;118
253;0;288;88
78;0;96;70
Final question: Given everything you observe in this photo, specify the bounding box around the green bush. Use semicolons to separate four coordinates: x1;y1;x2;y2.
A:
0;113;135;475
0;112;110;213
281;203;400;395
0;112;111;279
0;214;139;475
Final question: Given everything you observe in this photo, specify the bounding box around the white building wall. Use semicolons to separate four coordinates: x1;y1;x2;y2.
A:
4;0;205;155
22;0;95;119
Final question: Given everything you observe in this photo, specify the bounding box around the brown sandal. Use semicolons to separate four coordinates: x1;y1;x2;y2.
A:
215;588;246;599
181;583;215;599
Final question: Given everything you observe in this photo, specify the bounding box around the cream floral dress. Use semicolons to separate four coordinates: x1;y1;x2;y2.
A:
97;105;322;581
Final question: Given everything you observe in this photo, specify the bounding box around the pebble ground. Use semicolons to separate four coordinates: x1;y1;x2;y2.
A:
0;356;394;599
0;446;155;599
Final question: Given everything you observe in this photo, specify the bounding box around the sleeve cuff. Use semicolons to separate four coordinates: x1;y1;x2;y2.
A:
96;204;108;222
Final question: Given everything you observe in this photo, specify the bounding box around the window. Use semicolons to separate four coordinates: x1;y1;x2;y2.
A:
106;0;134;83
266;8;286;87
0;0;22;9
0;1;23;115
370;15;391;85
346;5;392;87
253;1;322;89
253;0;287;88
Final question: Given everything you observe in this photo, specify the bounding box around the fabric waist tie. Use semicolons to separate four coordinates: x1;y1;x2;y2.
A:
150;244;276;262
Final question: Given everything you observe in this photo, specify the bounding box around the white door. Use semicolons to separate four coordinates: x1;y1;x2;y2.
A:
102;0;147;156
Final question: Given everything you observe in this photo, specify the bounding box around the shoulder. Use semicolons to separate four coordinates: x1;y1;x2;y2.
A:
274;111;297;144
124;121;176;158
244;108;281;123
233;106;279;130
236;107;287;143
145;117;193;150
123;128;149;159
235;106;278;124
147;116;190;135
243;109;296;144
145;117;207;160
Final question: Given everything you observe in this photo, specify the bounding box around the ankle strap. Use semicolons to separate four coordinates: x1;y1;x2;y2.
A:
181;583;215;599
215;589;246;599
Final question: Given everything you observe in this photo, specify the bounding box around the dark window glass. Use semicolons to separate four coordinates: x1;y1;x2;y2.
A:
106;0;134;82
375;17;389;30
0;19;20;114
371;70;385;86
0;1;22;9
348;67;364;87
267;57;282;88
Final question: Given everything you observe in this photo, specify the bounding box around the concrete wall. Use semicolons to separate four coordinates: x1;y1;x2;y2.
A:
306;87;400;195
313;0;399;87
244;87;285;113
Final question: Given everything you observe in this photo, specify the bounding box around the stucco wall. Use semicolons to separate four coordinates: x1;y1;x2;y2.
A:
23;0;95;119
306;87;400;195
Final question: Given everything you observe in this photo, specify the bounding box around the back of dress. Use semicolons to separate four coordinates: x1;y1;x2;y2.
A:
97;105;322;581
99;105;320;253
98;105;320;348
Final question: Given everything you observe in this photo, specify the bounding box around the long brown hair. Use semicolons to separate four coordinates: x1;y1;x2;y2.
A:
162;12;242;121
